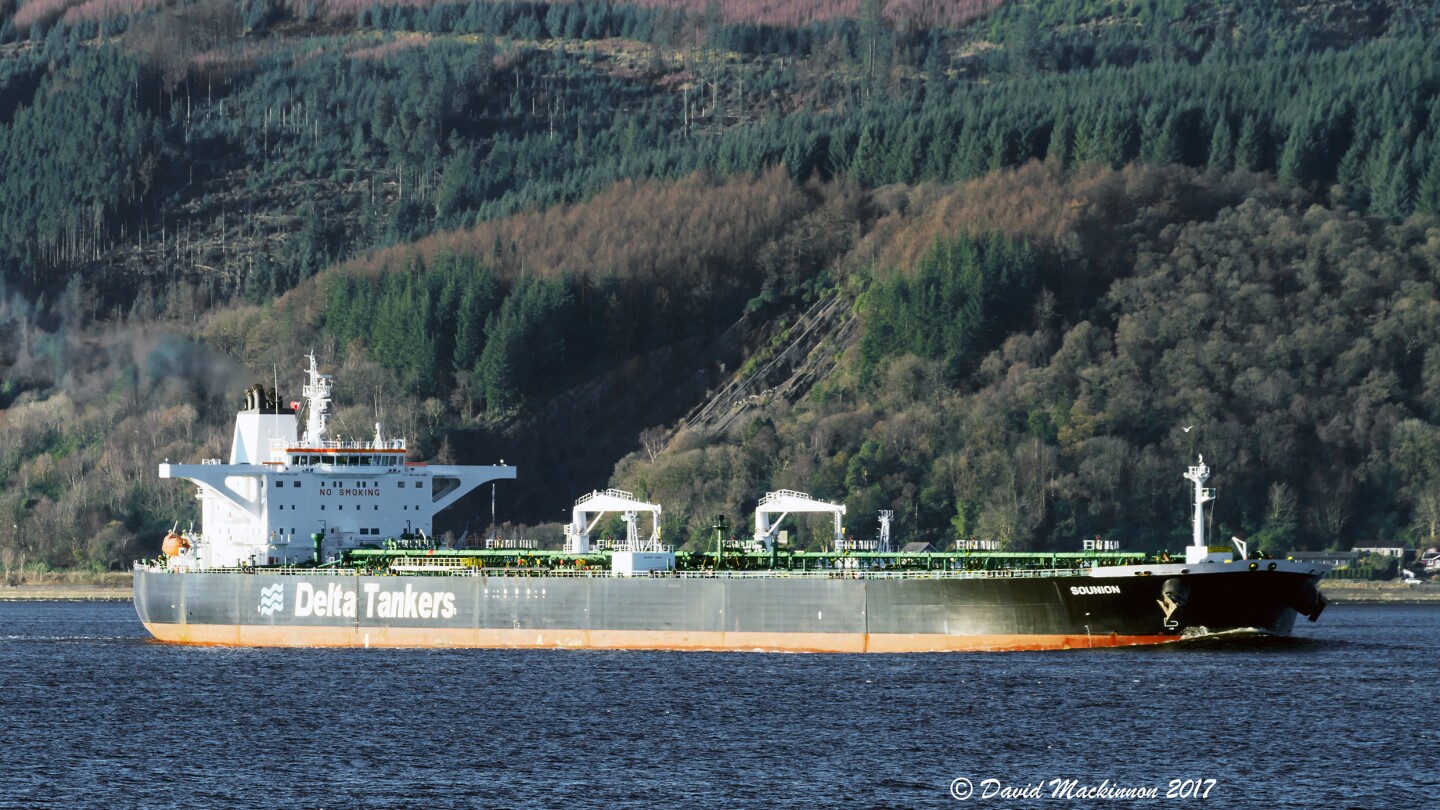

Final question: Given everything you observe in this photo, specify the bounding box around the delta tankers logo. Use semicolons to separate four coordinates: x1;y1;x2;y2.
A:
258;583;285;615
255;581;457;619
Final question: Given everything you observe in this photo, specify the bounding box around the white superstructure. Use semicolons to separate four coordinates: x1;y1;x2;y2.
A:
159;354;515;568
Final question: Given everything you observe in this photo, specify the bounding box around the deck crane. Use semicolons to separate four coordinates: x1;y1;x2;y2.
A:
563;489;664;553
753;490;846;552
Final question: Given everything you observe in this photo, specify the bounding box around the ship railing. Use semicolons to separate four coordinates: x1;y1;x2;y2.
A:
138;564;367;576
757;489;815;506
269;438;408;451
388;557;475;572
481;537;541;550
574;488;636;506
138;564;1095;580
667;568;1073;580
341;567;1097;580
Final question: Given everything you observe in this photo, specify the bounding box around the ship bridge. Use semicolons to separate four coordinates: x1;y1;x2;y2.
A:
158;353;516;568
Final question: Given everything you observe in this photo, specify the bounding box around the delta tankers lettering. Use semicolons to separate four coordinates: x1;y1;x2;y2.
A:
293;582;457;620
133;354;1330;652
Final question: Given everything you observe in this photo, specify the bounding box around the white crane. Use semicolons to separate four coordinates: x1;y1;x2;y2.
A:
563;489;663;554
753;490;846;552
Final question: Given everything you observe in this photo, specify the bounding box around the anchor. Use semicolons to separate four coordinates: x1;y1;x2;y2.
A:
1157;578;1191;629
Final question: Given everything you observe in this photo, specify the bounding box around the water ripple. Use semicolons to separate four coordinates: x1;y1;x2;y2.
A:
0;601;1433;809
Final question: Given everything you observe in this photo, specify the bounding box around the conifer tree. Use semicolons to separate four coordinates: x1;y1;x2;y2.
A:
1206;116;1234;173
1234;115;1266;172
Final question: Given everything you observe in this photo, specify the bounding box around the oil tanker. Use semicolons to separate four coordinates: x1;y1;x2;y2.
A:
133;356;1328;652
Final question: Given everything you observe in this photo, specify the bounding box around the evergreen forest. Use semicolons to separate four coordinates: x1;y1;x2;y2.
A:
4;0;1440;572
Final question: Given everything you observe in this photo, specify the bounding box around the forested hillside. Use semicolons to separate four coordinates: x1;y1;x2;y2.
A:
3;0;1440;572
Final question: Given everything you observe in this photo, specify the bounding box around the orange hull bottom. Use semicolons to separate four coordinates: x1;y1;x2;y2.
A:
143;623;1179;652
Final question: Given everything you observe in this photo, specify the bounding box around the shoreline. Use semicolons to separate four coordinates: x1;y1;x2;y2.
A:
1;584;133;601
1319;581;1440;604
1;573;133;601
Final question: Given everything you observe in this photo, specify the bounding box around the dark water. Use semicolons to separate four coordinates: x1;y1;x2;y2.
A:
1;602;1434;809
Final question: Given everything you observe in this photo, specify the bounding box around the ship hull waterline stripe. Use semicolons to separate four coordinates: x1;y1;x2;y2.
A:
142;623;1182;652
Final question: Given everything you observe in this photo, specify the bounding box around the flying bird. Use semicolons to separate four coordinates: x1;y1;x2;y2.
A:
1181;425;1195;432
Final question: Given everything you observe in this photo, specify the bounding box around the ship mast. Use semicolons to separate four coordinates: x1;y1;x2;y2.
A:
301;352;332;446
1183;455;1216;564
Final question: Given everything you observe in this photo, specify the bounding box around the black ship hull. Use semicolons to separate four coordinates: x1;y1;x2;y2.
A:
134;564;1326;652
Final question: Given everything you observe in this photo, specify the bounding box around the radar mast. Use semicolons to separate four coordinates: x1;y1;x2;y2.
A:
301;352;332;446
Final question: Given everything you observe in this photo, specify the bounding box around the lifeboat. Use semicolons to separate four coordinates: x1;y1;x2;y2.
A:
161;531;191;557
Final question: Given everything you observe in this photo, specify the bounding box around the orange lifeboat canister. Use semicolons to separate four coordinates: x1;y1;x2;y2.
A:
162;532;191;557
